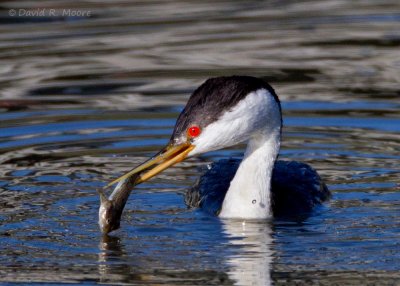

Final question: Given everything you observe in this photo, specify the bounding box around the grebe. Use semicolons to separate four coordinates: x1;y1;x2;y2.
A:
99;76;330;234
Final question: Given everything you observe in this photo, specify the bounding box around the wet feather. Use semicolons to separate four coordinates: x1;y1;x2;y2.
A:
185;159;330;217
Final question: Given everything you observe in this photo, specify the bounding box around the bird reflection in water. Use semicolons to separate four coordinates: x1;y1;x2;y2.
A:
222;220;273;286
97;222;273;286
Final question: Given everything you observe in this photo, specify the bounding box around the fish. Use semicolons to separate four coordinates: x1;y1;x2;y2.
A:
98;173;140;234
97;144;193;234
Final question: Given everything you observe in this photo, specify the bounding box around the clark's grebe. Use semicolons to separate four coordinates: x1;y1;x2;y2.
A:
99;76;330;234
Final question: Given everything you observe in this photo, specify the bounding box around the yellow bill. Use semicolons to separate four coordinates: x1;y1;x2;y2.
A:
104;143;195;189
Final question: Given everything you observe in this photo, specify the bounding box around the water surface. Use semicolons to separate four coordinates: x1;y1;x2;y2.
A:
0;1;399;285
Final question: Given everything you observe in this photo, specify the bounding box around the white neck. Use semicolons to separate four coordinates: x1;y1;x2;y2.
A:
219;130;280;219
187;87;282;219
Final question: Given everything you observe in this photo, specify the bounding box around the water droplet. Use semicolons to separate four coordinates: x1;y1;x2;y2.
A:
252;199;256;204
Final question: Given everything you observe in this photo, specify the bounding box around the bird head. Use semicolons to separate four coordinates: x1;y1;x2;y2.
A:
104;76;281;189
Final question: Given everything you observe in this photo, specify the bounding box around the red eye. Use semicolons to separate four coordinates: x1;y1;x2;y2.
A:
187;125;201;138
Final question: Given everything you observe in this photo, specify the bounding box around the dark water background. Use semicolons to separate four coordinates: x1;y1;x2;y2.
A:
0;1;399;285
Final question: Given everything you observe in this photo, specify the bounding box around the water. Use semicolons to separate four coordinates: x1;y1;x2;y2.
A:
1;1;400;285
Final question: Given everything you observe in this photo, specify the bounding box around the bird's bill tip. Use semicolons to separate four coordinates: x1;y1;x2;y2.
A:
104;143;195;189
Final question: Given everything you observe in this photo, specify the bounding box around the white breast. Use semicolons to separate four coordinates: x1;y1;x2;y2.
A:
215;88;282;219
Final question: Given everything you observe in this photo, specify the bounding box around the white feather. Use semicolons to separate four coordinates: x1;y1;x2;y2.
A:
190;88;281;219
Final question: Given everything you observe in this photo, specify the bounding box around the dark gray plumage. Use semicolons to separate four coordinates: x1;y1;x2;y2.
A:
170;76;281;143
185;159;330;217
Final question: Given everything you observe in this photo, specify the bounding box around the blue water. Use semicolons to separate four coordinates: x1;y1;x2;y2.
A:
1;1;399;285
